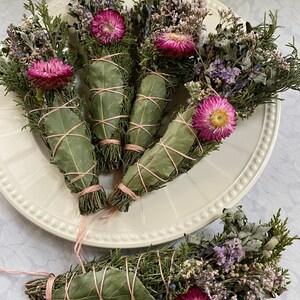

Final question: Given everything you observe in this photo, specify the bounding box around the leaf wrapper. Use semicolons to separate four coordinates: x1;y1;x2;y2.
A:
87;49;134;172
124;74;167;167
52;268;155;300
109;106;218;211
34;95;106;215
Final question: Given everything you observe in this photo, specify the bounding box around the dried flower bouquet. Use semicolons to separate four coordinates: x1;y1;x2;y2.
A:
0;0;107;215
122;0;209;169
109;10;300;211
24;207;298;300
69;0;136;172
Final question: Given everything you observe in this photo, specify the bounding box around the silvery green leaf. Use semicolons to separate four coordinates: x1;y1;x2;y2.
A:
242;239;263;252
253;73;267;85
52;268;155;300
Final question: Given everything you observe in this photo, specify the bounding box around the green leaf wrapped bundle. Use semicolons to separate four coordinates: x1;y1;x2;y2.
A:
0;0;106;215
24;208;298;299
123;0;209;169
69;1;136;172
29;93;107;214
110;105;218;211
109;10;300;211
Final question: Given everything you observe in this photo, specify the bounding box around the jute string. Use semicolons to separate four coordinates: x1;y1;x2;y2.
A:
90;85;127;101
29;97;80;127
127;122;156;137
92;53;128;73
135;93;170;113
145;68;173;86
74;208;117;274
92;115;128;130
46;121;88;156
157;139;196;176
66;163;98;185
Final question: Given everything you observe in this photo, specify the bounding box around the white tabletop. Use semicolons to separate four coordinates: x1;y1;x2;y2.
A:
0;0;299;299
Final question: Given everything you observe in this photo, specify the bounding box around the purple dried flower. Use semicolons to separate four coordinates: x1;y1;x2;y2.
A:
209;59;241;84
214;238;245;272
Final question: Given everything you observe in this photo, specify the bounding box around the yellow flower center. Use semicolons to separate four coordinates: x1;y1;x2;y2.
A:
210;109;228;127
167;33;187;42
102;22;114;33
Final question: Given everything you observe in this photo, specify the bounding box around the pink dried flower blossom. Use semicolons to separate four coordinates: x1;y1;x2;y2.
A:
91;9;125;45
176;287;211;300
154;32;196;58
27;58;73;90
192;95;236;141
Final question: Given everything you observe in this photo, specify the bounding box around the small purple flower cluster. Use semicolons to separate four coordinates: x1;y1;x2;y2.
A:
209;59;241;84
214;238;245;272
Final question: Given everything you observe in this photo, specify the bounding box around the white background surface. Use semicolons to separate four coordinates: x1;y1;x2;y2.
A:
0;0;299;299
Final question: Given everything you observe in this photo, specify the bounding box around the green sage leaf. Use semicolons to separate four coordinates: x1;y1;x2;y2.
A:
123;107;196;190
52;268;155;300
44;97;95;192
88;58;124;140
127;74;167;148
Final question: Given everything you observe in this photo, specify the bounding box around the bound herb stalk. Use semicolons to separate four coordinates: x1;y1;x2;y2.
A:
109;10;300;212
69;0;136;172
25;208;298;299
0;0;107;215
123;0;208;170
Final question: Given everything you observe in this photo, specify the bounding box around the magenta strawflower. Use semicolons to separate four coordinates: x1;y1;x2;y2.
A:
176;287;211;300
91;9;126;45
27;58;73;90
154;32;196;58
192;95;236;141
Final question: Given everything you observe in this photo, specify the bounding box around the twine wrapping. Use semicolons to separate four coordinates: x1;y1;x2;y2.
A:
118;183;141;201
124;144;145;153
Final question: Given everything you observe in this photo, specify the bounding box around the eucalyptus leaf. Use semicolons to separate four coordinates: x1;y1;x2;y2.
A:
52;268;155;300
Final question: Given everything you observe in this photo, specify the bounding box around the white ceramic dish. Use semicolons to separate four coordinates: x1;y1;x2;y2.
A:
0;0;281;248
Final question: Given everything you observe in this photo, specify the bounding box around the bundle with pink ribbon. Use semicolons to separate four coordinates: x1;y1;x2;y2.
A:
0;0;106;215
69;0;136;172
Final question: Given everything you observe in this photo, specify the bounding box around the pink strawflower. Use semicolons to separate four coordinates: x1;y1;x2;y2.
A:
27;58;73;90
91;9;126;45
192;95;236;141
176;287;211;300
154;32;196;58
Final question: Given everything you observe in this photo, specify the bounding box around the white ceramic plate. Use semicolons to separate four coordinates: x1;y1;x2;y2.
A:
0;0;280;248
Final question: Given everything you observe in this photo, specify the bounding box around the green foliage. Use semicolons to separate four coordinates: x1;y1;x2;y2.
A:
263;209;299;262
